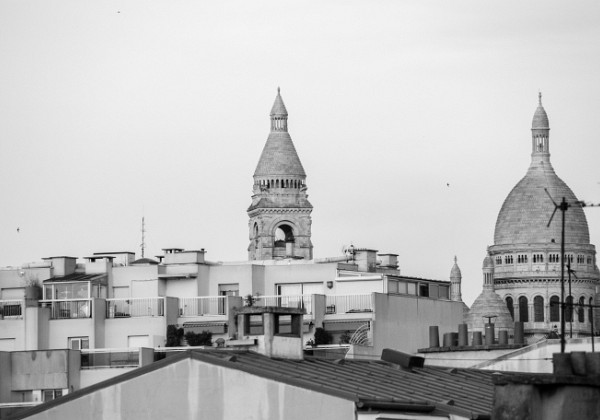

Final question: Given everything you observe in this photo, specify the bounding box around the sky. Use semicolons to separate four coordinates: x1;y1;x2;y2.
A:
1;0;600;306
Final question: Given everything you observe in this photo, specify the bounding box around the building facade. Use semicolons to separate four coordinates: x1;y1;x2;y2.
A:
485;94;600;340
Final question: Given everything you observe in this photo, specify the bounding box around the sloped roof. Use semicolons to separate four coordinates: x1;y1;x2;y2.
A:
43;273;106;283
11;349;499;419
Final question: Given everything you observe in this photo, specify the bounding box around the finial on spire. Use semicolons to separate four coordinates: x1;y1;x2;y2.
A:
538;91;542;106
454;255;457;264
277;86;280;95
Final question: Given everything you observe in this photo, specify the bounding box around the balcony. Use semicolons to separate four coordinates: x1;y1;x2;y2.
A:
257;295;313;315
325;294;374;315
179;296;226;317
40;299;92;319
81;348;140;369
0;300;24;319
106;298;165;318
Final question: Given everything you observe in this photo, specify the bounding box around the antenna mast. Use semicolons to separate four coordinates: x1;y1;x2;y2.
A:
140;217;146;258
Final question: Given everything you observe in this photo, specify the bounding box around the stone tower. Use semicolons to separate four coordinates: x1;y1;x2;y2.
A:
450;256;462;302
247;89;313;260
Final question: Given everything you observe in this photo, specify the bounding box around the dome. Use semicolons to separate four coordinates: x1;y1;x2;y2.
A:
465;289;514;334
494;95;589;246
494;163;589;245
482;253;493;269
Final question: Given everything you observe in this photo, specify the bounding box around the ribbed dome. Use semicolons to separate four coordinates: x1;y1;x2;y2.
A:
465;289;515;334
253;132;306;177
270;88;288;116
494;163;589;245
532;105;549;129
450;256;462;280
482;253;493;269
254;89;306;177
494;95;589;246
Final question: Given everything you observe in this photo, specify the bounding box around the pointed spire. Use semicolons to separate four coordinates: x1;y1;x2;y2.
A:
450;256;462;302
270;87;288;117
531;92;550;160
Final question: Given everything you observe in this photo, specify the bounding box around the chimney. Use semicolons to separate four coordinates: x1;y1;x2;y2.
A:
353;248;378;272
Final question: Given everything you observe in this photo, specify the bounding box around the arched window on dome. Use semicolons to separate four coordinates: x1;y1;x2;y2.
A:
496;256;502;265
565;296;573;322
550;296;560;322
534;296;544;322
578;296;585;323
506;297;514;320
518;296;529;323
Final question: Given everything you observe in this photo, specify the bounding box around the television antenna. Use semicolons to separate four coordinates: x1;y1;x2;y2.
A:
140;217;146;258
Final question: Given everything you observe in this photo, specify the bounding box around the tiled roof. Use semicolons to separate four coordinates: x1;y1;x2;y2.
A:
253;131;306;177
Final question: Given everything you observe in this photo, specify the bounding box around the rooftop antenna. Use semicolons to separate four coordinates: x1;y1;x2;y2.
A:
140;216;146;259
545;188;569;353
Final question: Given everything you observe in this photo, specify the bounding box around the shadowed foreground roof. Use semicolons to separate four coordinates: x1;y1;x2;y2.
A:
10;349;498;419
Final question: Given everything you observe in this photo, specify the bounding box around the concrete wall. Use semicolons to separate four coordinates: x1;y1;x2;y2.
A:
103;317;167;348
207;264;255;296
22;358;356;420
263;263;337;295
47;319;95;350
10;350;74;391
348;293;464;359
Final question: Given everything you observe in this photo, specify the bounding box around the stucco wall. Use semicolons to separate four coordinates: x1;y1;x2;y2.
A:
263;263;336;295
103;317;167;348
349;293;464;358
22;358;356;420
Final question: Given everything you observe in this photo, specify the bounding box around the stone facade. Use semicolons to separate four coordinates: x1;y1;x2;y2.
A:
247;89;313;260
486;94;600;340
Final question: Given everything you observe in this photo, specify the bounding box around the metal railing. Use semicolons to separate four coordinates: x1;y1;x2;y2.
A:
325;294;373;314
106;297;164;318
256;295;313;315
0;299;24;318
40;299;92;319
80;348;140;369
179;296;226;316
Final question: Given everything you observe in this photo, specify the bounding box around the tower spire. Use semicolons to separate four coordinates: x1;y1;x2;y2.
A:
531;92;550;162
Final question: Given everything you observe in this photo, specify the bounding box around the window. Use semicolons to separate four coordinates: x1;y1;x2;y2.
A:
506;297;514;320
577;255;585;264
45;282;90;300
419;284;429;297
565;296;574;322
518;296;529;322
587;256;593;265
578;296;585;323
68;337;89;350
406;282;417;295
564;254;573;264
533;296;544;322
42;389;63;402
495;256;502;265
504;255;513;264
549;254;560;263
438;285;450;300
517;255;528;264
550;296;560;322
533;254;544;263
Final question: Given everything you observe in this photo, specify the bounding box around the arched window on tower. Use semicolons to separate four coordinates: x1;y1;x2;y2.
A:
534;296;544;322
565;296;573;322
578;296;585;322
274;224;295;257
550;296;560;322
506;297;514;320
518;296;529;322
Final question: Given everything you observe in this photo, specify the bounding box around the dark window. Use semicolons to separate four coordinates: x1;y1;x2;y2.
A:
550;296;560;322
565;296;573;322
518;296;529;322
419;284;429;297
578;296;585;323
506;297;514;320
534;296;544;322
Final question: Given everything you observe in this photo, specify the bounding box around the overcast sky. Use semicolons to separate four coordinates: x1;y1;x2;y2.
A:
1;1;600;305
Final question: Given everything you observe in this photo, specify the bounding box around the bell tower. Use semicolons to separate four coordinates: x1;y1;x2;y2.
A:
247;88;313;260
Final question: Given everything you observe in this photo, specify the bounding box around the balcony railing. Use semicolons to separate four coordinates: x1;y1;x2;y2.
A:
106;297;164;318
40;299;92;319
325;294;373;315
179;296;226;316
80;348;140;369
257;295;313;315
0;299;24;319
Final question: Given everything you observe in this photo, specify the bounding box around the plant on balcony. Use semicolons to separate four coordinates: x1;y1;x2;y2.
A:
339;330;352;345
244;293;260;307
313;327;332;346
185;330;212;346
166;325;184;347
